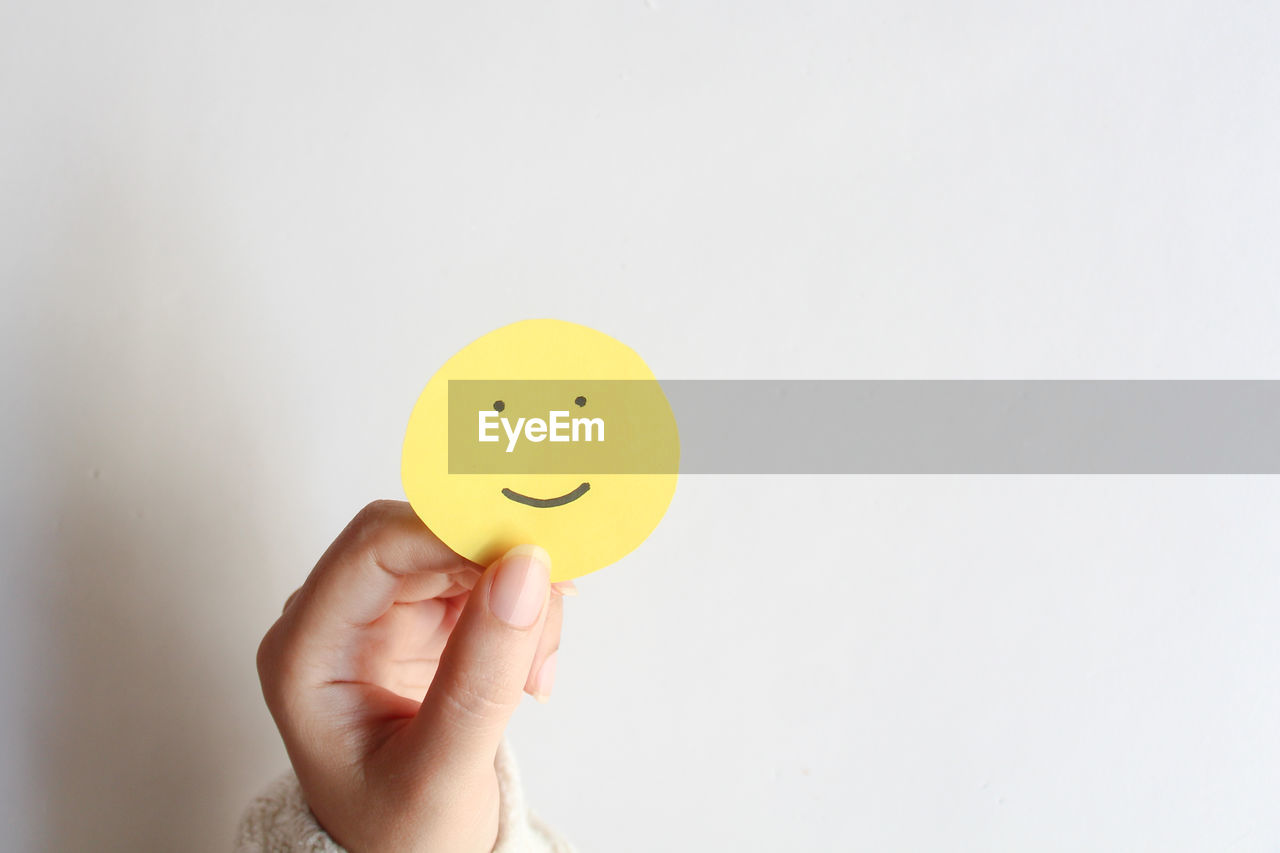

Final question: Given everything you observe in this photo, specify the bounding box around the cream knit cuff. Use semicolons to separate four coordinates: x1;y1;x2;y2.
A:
235;739;574;853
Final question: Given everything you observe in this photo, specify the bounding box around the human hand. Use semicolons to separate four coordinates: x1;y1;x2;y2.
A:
256;500;568;852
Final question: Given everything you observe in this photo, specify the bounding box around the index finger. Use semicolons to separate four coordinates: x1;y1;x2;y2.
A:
286;500;480;640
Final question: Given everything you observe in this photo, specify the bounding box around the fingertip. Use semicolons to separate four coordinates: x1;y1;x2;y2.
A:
488;545;551;629
501;543;551;569
529;650;558;703
551;580;578;597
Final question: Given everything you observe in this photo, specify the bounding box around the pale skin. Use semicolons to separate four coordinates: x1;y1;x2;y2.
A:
256;500;573;852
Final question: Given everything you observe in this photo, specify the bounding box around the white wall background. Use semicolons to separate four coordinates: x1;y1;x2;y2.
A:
3;2;1279;850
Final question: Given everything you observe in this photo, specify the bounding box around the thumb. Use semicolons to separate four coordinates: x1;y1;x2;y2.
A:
406;544;551;780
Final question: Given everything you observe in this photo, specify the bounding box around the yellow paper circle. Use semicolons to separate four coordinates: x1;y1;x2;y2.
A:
401;319;679;582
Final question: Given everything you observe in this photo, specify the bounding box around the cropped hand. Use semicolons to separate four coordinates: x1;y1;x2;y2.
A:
256;500;567;852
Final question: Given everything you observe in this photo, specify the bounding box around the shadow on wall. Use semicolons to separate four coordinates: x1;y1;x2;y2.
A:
28;174;281;850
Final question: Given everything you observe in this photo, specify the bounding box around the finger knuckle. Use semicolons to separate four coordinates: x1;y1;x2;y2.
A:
344;501;407;562
352;499;398;532
255;620;306;711
255;623;283;700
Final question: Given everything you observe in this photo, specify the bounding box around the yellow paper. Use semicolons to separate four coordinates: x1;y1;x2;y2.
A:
401;319;679;581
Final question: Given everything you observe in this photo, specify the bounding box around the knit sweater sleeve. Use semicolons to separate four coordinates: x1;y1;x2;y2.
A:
234;739;575;853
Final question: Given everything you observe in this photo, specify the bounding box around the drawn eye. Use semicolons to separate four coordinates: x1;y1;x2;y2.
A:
493;400;505;413
574;396;587;407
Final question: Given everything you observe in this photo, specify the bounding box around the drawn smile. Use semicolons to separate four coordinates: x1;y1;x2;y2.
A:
501;482;591;508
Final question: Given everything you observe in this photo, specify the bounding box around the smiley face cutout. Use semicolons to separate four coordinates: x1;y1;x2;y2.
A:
401;319;679;582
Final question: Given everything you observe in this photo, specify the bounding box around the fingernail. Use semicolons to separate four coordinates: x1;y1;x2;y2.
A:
532;651;558;703
551;580;578;597
489;544;550;628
